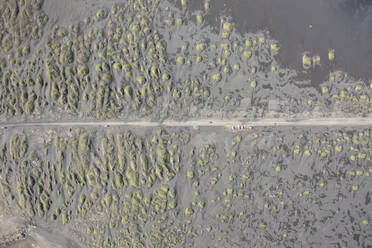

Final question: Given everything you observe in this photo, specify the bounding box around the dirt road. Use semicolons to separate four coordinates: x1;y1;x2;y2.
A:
0;117;371;129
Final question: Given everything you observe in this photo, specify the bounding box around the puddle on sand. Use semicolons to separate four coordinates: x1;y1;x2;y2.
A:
189;0;372;84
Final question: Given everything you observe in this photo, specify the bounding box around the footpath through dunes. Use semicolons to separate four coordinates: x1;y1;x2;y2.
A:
0;116;372;129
